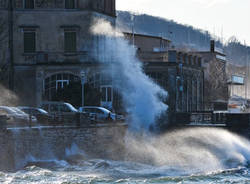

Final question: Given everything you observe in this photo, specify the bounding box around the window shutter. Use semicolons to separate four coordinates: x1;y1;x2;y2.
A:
24;32;36;53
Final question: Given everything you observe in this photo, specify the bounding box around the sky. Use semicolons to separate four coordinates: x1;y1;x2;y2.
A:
116;0;250;45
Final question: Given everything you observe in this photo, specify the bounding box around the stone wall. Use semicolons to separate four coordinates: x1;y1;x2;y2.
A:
0;123;127;171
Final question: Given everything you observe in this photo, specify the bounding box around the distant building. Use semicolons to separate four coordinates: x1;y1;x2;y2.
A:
192;40;228;111
0;0;116;108
124;32;204;113
124;32;171;53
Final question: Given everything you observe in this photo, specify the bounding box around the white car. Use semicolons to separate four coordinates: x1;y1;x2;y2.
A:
79;106;117;121
0;106;37;125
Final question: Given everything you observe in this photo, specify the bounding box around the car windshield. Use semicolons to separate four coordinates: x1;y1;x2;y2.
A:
65;103;78;112
37;108;49;114
11;107;27;115
0;107;18;115
98;107;111;114
83;107;111;114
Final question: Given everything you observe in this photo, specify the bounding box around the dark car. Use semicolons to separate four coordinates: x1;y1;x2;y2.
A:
40;101;89;124
18;106;52;124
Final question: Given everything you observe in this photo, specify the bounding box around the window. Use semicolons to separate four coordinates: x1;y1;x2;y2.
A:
65;0;76;9
50;104;59;112
64;31;76;53
24;0;35;9
96;109;105;114
44;73;80;101
24;32;36;53
56;80;69;90
59;105;71;112
101;86;112;102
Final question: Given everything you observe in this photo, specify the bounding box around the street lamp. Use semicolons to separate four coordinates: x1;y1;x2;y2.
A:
80;71;86;107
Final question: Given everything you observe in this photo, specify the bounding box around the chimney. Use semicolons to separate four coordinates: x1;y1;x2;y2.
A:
210;40;215;53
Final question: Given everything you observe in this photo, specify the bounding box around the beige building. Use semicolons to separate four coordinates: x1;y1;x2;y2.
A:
192;41;228;111
124;33;204;113
0;0;116;109
227;62;249;99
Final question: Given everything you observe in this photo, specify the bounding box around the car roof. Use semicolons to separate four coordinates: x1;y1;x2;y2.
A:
41;101;69;105
82;106;110;112
0;106;16;113
0;106;27;115
18;106;48;113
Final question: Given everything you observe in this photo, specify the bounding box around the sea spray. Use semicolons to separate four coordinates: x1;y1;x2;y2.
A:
0;84;19;106
124;128;250;173
90;19;168;130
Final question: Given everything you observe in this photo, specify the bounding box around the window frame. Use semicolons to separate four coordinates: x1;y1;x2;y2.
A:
100;85;113;103
65;0;77;9
24;0;35;9
23;31;36;54
64;30;77;53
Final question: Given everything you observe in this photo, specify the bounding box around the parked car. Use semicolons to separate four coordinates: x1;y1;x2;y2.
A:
18;107;53;123
79;106;124;121
40;101;85;123
0;106;37;126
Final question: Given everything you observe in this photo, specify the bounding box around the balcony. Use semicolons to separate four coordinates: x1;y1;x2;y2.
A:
23;51;94;64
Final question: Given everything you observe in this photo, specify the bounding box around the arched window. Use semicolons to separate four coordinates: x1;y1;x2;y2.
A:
43;73;80;101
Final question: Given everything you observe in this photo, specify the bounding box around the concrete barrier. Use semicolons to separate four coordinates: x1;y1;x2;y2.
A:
225;113;250;129
0;123;127;171
0;115;7;130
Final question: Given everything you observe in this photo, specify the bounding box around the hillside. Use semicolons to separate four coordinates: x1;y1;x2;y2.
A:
117;11;250;66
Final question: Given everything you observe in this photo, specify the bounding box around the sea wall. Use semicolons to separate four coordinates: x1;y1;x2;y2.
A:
0;123;127;171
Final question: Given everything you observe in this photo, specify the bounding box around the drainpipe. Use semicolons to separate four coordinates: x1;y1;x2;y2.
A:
8;0;14;90
202;68;205;111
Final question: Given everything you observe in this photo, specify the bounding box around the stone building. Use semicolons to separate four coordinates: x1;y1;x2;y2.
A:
192;41;228;111
0;0;116;108
124;32;204;113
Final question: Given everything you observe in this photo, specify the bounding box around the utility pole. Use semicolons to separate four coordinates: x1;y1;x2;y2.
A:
8;0;14;90
244;41;248;101
80;71;86;107
131;14;135;47
246;44;249;100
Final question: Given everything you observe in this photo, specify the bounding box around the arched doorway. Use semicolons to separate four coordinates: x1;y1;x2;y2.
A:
43;73;81;106
43;73;102;108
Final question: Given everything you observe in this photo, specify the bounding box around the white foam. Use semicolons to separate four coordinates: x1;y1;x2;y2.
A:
124;128;250;173
90;19;168;131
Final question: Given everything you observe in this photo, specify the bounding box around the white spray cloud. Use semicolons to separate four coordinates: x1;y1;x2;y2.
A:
0;84;19;106
90;19;168;131
125;128;250;173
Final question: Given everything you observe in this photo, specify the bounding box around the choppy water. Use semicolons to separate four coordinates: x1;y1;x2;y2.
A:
1;128;250;184
0;159;249;184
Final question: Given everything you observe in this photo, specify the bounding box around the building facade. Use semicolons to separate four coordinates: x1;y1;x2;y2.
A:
0;0;116;108
193;41;228;111
124;33;204;113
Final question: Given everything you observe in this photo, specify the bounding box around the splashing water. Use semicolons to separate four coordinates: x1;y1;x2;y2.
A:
125;128;250;173
0;128;249;184
0;84;19;106
90;19;168;130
